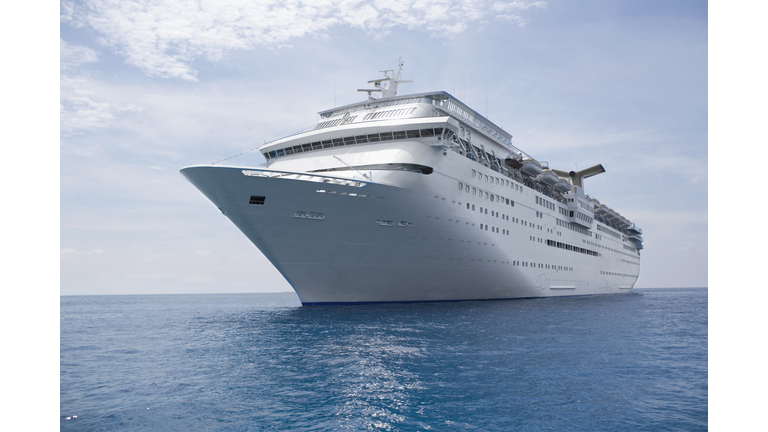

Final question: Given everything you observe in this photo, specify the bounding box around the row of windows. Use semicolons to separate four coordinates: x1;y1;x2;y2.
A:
601;271;636;278
596;224;621;239
546;239;599;257
319;97;424;120
514;261;574;271
575;211;593;224
470;170;524;192
536;196;555;211
479;224;510;235
466;202;540;230
459;182;516;206
265;127;445;160
556;219;593;237
362;107;418;121
313;115;357;131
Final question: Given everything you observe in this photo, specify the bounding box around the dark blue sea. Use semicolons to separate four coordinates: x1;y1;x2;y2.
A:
60;288;707;431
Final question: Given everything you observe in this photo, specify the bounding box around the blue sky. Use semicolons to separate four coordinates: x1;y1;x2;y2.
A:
56;0;709;295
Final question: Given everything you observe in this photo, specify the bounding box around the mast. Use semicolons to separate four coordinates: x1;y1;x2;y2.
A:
357;58;412;100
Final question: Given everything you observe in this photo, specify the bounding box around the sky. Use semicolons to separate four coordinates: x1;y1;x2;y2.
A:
55;0;711;295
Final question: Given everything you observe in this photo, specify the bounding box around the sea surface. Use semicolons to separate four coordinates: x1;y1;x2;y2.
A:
60;288;707;431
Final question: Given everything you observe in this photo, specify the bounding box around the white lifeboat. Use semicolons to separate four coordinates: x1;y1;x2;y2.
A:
554;177;572;193
540;169;558;186
521;158;543;176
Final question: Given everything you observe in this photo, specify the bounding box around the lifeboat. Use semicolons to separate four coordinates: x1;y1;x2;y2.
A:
521;158;543;176
504;153;523;169
595;204;609;215
554;177;572;193
540;168;558;186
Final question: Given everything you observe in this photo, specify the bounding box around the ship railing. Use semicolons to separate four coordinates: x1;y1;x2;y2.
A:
242;169;367;187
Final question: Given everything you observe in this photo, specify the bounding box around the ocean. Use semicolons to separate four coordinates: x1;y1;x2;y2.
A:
60;288;707;431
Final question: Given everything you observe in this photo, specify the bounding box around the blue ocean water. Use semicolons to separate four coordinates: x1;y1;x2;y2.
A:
60;288;707;431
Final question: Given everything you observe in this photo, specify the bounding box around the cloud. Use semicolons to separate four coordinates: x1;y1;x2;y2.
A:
62;0;547;81
60;39;143;137
60;38;98;70
60;248;106;255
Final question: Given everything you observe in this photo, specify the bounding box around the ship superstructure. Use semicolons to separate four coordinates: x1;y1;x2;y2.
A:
181;61;642;305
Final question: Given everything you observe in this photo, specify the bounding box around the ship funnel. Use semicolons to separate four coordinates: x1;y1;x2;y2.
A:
553;164;605;189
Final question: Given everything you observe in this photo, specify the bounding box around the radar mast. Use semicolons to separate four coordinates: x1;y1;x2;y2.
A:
357;58;412;100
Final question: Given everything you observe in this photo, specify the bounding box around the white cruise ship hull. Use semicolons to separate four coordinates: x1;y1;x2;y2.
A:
181;159;638;305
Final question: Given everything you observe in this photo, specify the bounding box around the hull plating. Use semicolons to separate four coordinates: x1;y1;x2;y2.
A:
181;164;639;305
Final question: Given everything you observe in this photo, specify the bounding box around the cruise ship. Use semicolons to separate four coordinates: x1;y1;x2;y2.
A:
181;61;643;305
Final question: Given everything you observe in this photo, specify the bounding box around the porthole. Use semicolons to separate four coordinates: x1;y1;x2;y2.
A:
459;182;463;191
485;192;489;199
490;195;495;202
485;175;489;182
472;187;477;195
472;169;476;178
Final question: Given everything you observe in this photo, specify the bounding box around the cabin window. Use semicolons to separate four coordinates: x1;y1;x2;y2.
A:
249;196;265;205
459;182;464;191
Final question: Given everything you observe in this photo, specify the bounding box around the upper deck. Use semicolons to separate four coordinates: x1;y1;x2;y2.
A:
259;91;525;162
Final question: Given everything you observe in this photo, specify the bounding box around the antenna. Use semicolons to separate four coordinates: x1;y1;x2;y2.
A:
358;58;412;100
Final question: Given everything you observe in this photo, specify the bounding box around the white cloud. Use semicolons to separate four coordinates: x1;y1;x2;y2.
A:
63;0;547;81
60;248;105;255
60;39;144;136
60;38;98;70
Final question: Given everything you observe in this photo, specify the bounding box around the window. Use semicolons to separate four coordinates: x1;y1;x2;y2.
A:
249;196;265;205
